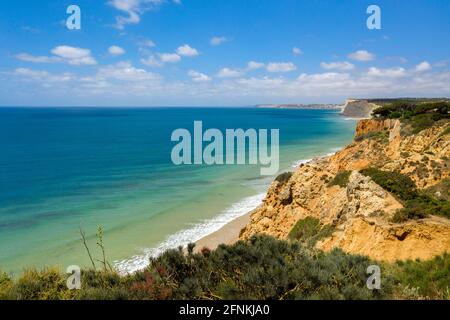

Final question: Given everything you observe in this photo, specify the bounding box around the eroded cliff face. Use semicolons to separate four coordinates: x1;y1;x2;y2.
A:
340;99;381;118
240;118;450;262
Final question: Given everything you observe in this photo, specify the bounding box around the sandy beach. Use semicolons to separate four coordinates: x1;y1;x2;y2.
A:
195;212;252;252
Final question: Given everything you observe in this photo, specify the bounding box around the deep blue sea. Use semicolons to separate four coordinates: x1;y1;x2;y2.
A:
0;107;357;273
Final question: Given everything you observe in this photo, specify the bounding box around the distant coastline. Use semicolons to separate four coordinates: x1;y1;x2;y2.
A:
255;103;343;110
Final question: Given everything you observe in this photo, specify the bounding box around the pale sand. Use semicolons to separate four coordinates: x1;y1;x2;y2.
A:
195;213;251;252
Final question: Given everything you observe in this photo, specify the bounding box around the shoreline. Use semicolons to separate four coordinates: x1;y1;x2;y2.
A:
195;212;252;252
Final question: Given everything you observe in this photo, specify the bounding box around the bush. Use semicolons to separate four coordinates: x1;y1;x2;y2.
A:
361;168;450;222
2;235;450;300
5;268;74;300
360;168;417;201
372;101;450;133
0;271;12;299
328;171;352;188
140;235;389;300
410;114;437;134
439;126;450;137
354;130;389;144
76;269;133;300
424;178;450;201
288;217;335;247
388;253;450;299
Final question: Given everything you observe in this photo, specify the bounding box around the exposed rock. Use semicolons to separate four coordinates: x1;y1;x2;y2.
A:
317;217;450;262
343;171;402;220
355;118;399;136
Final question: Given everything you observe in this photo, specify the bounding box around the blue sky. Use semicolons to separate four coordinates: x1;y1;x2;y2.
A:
0;0;449;106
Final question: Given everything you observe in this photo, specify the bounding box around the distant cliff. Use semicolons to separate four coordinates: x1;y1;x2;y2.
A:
256;104;342;110
341;99;381;118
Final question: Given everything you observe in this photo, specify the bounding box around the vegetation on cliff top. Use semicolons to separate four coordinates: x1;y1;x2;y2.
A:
360;168;450;222
372;101;450;134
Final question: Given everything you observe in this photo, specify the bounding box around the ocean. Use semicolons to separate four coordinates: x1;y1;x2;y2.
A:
0;107;357;274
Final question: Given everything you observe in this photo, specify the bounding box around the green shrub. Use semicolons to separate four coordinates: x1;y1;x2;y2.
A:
372;101;450;133
439;126;450;137
2;235;450;300
388;253;450;299
5;268;74;300
360;168;417;201
0;271;12;299
410;114;436;134
424;178;450;201
360;168;450;222
328;171;352;188
393;196;450;223
288;217;335;247
354;130;389;144
141;235;389;300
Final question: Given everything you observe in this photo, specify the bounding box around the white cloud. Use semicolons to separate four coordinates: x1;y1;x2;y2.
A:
217;68;243;78
96;61;159;82
348;50;375;61
188;70;211;82
140;55;163;67
415;61;432;72
210;36;228;46
13;68;74;83
8;65;450;105
292;47;303;55
139;39;156;48
158;53;181;63
109;0;163;29
367;67;406;78
320;61;355;71
266;62;297;73
15;53;61;64
176;44;199;57
297;72;351;82
16;46;97;66
51;46;97;65
108;45;126;56
14;68;51;79
247;61;265;70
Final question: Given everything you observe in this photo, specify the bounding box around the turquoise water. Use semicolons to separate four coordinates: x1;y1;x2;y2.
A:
0;107;357;274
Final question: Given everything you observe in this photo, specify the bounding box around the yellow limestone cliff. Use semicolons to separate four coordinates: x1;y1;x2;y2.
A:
240;118;450;262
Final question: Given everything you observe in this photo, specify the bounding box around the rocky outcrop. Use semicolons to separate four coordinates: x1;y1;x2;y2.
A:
355;119;399;136
240;118;450;262
318;216;450;262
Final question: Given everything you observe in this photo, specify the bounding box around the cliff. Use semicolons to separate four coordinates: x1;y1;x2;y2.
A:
240;116;450;262
341;99;381;118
